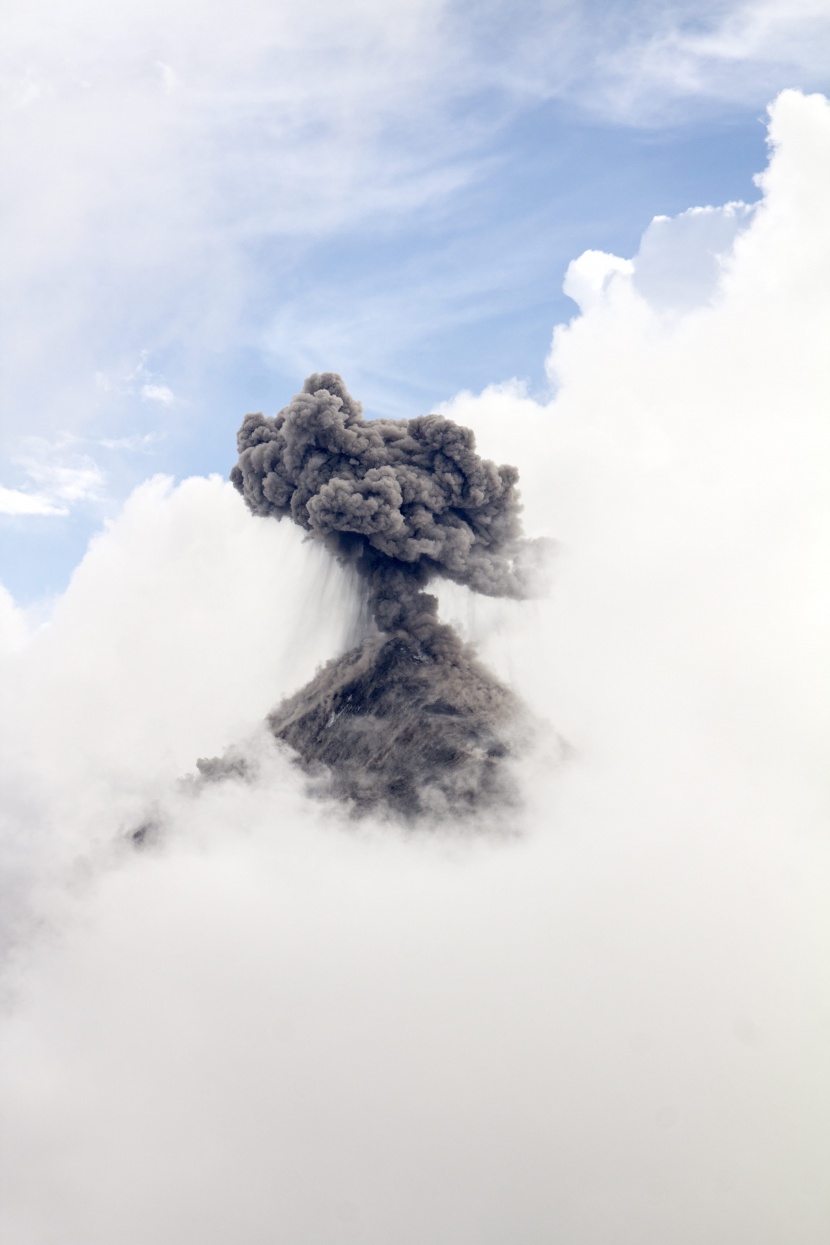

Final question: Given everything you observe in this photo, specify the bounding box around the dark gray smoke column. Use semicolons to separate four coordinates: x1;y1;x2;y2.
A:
230;373;539;819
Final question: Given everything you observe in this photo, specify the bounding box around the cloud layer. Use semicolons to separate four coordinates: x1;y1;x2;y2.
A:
0;90;828;1244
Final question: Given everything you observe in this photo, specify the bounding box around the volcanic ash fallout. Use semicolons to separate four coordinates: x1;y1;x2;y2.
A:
221;373;546;821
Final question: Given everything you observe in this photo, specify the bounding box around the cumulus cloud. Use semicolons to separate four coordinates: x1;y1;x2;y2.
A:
0;90;828;1244
0;582;31;652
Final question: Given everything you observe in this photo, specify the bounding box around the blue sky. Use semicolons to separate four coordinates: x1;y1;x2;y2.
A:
2;0;829;603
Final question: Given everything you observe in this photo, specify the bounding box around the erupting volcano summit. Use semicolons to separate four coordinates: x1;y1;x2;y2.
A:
227;373;542;819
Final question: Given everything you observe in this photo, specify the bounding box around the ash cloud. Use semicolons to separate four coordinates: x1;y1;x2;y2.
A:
228;373;542;819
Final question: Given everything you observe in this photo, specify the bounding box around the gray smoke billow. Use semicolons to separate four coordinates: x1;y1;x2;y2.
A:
218;373;543;820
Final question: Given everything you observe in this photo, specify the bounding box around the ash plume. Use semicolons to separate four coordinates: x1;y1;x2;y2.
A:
227;373;542;820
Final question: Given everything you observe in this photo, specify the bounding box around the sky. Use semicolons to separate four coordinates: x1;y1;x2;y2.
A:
1;3;829;1243
2;0;830;604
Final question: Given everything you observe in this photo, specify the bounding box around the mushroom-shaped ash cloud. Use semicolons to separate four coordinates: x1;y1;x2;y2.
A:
226;373;546;821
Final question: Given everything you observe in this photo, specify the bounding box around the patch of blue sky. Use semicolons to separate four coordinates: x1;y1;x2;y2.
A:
173;103;770;436
2;0;829;606
0;105;773;605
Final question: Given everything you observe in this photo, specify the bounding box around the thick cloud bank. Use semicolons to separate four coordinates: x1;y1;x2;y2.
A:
1;91;829;1244
227;373;538;817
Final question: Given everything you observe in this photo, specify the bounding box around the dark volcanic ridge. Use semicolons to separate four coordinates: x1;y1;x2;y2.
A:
140;372;548;831
266;621;526;821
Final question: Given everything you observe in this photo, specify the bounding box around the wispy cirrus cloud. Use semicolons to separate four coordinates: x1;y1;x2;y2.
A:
0;486;67;517
577;0;830;121
0;436;105;518
1;0;827;564
94;354;178;407
3;0;826;424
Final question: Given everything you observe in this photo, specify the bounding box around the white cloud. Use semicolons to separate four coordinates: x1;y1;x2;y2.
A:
556;201;761;362
0;437;104;517
1;438;105;519
0;90;828;1244
630;201;755;312
0;583;36;654
562;249;635;314
139;382;175;405
572;0;830;121
96;432;160;452
24;458;104;504
0;485;67;516
658;0;830;80
93;354;177;409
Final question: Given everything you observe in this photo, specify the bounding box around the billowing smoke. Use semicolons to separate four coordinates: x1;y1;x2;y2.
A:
227;374;543;819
